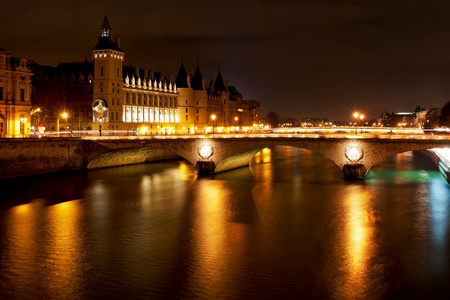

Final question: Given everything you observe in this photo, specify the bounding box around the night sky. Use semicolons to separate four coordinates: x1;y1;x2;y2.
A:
3;0;450;121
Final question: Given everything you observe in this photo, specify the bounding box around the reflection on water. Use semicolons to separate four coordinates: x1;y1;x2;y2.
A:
1;147;450;299
338;186;376;300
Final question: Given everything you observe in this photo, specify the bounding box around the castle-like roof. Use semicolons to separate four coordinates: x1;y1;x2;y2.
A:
214;70;226;92
175;61;188;88
92;37;123;52
92;15;123;52
191;64;204;90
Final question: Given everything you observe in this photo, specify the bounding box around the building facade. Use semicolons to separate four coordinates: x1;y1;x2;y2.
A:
0;48;33;138
91;15;261;135
92;15;179;135
175;62;262;133
29;60;94;132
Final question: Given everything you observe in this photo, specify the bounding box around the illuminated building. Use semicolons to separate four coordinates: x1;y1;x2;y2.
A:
0;48;33;138
92;15;179;135
378;106;439;128
175;61;262;133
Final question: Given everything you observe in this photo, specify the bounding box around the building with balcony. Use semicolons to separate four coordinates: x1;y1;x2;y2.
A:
0;48;33;138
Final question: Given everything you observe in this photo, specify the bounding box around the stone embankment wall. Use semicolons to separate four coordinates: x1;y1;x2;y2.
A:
0;138;85;179
418;149;450;184
0;139;178;179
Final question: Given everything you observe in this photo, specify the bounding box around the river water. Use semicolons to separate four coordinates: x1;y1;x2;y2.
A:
1;146;450;299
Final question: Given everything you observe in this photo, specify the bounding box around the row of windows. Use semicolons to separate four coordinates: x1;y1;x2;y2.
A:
0;87;25;101
123;106;179;123
124;92;176;107
94;50;124;60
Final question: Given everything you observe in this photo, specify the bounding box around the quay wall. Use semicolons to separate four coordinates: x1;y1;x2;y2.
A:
0;138;178;179
0;138;85;179
419;149;450;184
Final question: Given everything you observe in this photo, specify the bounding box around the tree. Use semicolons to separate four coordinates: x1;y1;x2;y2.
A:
439;101;450;127
266;111;280;128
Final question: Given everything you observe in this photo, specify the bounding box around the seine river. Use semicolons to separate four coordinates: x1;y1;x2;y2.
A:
1;146;450;299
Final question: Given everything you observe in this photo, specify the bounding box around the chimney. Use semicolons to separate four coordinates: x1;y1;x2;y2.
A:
225;81;229;92
187;74;191;88
135;67;139;77
115;37;121;48
202;78;205;90
144;69;149;79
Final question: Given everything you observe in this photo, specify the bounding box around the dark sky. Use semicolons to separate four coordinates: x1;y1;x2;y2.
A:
3;0;450;121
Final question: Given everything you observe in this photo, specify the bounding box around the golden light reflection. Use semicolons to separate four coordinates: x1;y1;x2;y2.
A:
190;181;229;292
339;186;376;299
261;148;272;163
178;161;196;181
8;202;38;276
252;147;272;165
46;200;83;298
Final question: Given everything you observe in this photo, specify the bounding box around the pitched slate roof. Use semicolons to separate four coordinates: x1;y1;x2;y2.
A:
175;62;189;88
191;65;204;90
214;70;226;92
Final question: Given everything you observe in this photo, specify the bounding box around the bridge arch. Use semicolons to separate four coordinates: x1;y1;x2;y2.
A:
205;138;450;179
83;139;203;170
87;147;183;170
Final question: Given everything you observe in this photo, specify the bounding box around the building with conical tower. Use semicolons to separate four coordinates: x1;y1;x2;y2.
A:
90;14;260;135
176;62;262;133
92;15;179;135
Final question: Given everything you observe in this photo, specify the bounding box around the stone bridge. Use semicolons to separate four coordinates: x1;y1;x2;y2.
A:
0;136;450;179
90;136;450;179
1;136;450;179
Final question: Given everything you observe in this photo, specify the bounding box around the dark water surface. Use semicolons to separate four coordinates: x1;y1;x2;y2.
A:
1;147;450;299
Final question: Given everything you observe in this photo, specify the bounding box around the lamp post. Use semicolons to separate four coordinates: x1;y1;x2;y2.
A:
211;114;216;135
234;116;238;133
353;112;364;135
20;117;27;138
57;112;68;137
30;108;41;136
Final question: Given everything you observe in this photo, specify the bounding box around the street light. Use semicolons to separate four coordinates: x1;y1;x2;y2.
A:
20;117;27;138
30;108;41;136
57;112;68;137
234;116;238;133
30;107;41;115
353;112;364;134
211;114;216;134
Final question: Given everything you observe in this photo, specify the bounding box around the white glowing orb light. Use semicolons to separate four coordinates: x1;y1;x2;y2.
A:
345;146;364;162
198;143;213;159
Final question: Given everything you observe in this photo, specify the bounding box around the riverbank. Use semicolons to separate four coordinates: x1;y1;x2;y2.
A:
420;149;450;184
